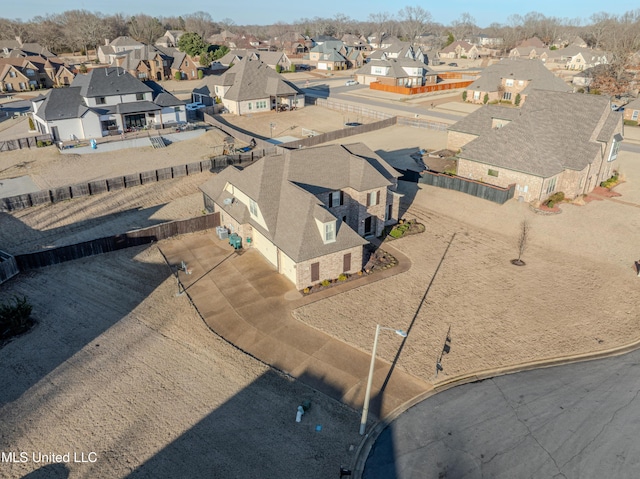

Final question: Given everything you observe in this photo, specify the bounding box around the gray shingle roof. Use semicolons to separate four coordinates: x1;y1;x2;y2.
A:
72;67;153;98
200;143;398;262
35;87;89;121
467;58;571;95
457;90;622;177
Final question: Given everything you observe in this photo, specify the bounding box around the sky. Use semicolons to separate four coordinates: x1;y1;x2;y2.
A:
5;1;640;27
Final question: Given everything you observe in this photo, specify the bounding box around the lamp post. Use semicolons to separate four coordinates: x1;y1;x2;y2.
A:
360;324;407;435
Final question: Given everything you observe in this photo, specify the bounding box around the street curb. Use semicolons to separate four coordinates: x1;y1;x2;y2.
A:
350;336;640;478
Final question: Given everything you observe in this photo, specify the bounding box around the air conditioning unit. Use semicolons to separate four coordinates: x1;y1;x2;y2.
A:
223;198;233;205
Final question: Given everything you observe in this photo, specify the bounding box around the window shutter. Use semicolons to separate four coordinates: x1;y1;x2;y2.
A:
340;190;344;205
311;262;320;282
328;193;333;208
343;253;351;272
376;190;380;205
366;193;371;207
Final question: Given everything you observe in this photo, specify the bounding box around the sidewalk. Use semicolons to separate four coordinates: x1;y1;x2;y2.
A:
159;234;431;421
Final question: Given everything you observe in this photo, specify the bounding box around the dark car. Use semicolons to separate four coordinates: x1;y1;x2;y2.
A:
448;62;458;67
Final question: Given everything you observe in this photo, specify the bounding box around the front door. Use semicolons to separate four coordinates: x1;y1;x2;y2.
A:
364;216;375;236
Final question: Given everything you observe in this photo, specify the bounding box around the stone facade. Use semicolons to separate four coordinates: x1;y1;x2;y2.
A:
296;245;363;290
447;130;478;151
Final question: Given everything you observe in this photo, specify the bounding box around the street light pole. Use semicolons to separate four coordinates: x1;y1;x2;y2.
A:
360;324;407;435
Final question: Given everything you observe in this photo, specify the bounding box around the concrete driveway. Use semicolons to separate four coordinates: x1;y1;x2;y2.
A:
159;232;431;422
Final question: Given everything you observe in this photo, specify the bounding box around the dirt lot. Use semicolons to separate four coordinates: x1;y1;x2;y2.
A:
1;104;639;478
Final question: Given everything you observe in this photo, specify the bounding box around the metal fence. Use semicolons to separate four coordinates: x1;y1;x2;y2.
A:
0;134;53;152
14;213;220;271
0;250;19;284
279;116;398;148
1;160;212;213
419;171;515;204
314;98;395;121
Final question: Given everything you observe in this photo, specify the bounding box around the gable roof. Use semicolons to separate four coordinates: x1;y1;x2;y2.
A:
466;58;571;95
457;90;621;177
199;143;398;262
440;40;475;54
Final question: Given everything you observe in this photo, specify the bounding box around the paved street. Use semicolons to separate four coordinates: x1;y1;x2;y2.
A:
362;350;640;478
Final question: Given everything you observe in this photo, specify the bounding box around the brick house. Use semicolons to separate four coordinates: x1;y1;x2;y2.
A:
356;58;437;87
199;143;402;289
0;57;73;90
463;58;571;105
623;98;640;125
448;90;623;203
217;49;292;71
439;41;479;59
206;57;304;114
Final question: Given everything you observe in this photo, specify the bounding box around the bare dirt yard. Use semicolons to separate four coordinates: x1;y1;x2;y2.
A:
1;103;639;478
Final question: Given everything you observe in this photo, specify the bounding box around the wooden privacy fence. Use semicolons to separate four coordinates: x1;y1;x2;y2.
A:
203;112;274;150
14;213;220;271
370;80;474;95
0;134;53;152
0;250;19;284
419;171;515;204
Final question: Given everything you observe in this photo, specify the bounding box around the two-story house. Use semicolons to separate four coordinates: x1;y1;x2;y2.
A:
199;143;402;289
463;58;571;105
439;41;479;60
0;57;74;91
308;41;362;70
356;58;437;87
31;67;185;141
98;36;145;64
448;90;623;203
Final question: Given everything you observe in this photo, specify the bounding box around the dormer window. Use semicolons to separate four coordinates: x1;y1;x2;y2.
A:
96;97;106;105
249;199;258;216
324;221;336;242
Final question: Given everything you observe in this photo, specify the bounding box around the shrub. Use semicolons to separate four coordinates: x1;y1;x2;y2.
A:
389;228;404;238
320;279;331;287
275;64;282;73
483;93;489;104
28;116;35;130
546;200;555;208
174;71;182;81
303;287;310;294
462;91;467;101
0;296;33;341
197;70;204;79
600;174;619;188
338;274;348;281
624;119;638;126
515;93;521;106
548;191;565;204
37;140;44;147
290;64;296;72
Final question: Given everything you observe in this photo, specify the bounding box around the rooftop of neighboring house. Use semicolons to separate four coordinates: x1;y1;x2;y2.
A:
440;40;476;54
109;36;145;48
213;57;301;101
199;143;399;262
454;90;622;177
310;40;345;53
217;49;286;67
517;37;546;48
466;58;571;95
549;45;608;61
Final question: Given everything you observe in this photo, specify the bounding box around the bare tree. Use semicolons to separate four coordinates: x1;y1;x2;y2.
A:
450;12;476;41
30;14;64;53
62;10;109;59
367;12;394;46
398;6;433;44
184;11;216;40
127;14;165;45
512;220;531;266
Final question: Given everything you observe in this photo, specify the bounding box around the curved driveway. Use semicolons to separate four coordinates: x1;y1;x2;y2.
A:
362;350;640;478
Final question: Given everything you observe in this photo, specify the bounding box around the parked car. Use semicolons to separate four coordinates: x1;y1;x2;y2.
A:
345;79;358;86
448;62;458;67
186;102;205;111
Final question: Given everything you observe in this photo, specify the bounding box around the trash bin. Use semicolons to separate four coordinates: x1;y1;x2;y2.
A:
229;233;242;249
216;226;229;240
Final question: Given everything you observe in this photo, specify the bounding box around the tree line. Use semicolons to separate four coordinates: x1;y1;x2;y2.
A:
1;7;639;64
